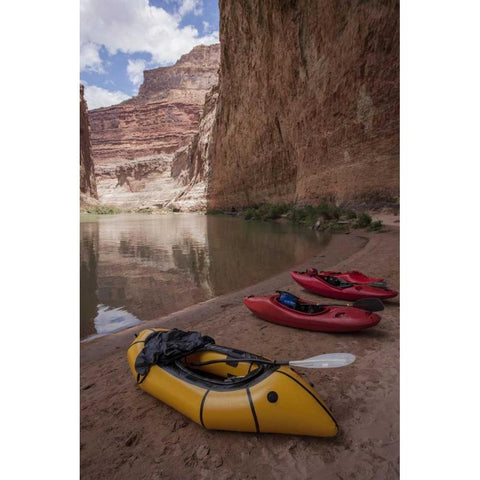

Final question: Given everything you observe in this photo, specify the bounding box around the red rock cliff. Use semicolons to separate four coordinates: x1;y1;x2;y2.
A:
88;44;220;209
80;84;98;204
207;0;399;209
89;44;220;164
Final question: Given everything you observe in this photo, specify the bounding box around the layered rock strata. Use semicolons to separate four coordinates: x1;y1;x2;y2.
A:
207;0;399;209
80;84;98;205
88;44;220;209
93;155;186;210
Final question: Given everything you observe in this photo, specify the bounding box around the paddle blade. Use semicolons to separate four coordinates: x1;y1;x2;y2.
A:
289;353;356;369
352;298;384;312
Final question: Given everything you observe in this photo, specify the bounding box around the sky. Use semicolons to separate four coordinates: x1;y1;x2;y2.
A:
80;0;219;109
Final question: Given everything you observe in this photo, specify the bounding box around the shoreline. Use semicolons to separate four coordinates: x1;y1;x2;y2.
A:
81;227;399;479
80;230;368;362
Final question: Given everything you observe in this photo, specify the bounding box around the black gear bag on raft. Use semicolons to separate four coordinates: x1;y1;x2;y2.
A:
134;328;215;382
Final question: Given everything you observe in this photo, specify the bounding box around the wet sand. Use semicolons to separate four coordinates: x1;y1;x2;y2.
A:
81;226;399;480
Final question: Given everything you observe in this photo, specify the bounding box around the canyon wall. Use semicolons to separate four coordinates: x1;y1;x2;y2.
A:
88;44;220;209
168;85;219;211
80;84;98;205
207;0;399;209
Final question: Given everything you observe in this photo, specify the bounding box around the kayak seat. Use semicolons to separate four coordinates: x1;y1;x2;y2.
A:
295;302;324;314
321;276;353;289
276;292;324;314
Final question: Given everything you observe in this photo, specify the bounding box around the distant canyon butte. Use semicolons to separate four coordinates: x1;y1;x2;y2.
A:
81;0;399;212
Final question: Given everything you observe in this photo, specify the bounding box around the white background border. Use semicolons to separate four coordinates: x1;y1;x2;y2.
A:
2;0;479;477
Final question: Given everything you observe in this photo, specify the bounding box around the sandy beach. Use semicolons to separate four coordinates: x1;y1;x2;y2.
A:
81;225;399;480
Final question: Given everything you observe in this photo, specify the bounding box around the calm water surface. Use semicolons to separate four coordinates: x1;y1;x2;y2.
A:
80;213;330;340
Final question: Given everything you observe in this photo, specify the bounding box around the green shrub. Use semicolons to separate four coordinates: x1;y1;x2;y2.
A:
288;205;314;224
328;222;350;233
206;209;224;215
317;201;342;220
269;203;290;219
287;205;317;225
286;208;302;223
243;203;290;221
343;209;357;219
286;202;346;225
261;204;289;220
368;220;384;231
240;203;375;234
85;205;121;215
354;213;372;228
244;208;255;220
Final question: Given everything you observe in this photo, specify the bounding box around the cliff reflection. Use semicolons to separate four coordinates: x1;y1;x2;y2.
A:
80;214;213;339
80;213;328;339
80;221;99;339
206;216;329;295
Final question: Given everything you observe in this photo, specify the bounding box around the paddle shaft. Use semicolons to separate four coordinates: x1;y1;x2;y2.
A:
323;298;384;312
189;358;287;367
276;291;384;311
188;353;355;369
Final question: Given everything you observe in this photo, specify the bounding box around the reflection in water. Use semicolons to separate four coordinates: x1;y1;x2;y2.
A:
206;216;331;295
80;213;329;339
80;221;99;339
94;305;142;336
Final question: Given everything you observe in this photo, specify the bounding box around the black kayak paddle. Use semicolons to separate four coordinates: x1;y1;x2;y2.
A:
275;291;384;312
322;298;385;312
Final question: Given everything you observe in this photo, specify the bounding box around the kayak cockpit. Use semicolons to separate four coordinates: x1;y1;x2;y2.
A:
275;291;326;314
161;344;276;391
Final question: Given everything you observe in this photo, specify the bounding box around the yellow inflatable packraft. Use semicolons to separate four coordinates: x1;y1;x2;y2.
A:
127;328;338;437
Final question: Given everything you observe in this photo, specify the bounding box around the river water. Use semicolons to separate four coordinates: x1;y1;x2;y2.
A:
80;213;330;340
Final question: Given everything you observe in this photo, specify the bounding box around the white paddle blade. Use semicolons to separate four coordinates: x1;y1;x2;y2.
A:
289;353;356;369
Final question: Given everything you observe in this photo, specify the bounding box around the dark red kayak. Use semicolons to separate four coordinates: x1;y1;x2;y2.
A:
291;269;398;301
244;292;381;332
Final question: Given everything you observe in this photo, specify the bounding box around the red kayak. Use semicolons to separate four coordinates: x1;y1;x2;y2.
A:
244;292;381;332
291;269;398;301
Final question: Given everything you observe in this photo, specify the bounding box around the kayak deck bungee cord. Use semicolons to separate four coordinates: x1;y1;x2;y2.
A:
127;328;340;437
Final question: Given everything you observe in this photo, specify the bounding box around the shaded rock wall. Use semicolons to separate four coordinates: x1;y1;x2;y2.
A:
88;44;220;209
80;84;98;204
207;0;399;209
168;85;219;211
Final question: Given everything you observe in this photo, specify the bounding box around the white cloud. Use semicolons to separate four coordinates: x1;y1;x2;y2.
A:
127;59;147;86
177;0;203;17
80;42;105;73
80;0;218;72
83;85;131;110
